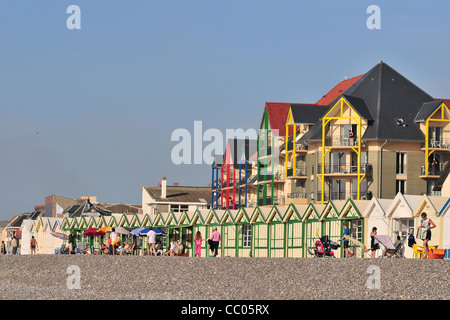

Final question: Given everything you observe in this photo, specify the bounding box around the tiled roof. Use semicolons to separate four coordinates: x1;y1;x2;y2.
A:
316;74;364;106
264;102;292;136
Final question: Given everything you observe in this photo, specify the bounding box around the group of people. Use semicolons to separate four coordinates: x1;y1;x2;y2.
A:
336;212;436;259
162;226;222;257
367;212;436;258
0;236;21;255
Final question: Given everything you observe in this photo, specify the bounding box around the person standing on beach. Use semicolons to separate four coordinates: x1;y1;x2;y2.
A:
11;236;18;255
210;227;221;257
1;241;6;254
417;212;436;259
339;222;350;258
30;236;37;255
68;231;75;254
369;227;379;258
146;227;157;256
110;228;118;255
194;231;202;257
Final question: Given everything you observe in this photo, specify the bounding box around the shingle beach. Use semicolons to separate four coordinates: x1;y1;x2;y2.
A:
0;255;447;300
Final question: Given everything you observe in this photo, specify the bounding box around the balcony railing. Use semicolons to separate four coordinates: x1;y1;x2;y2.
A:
429;139;450;149
317;164;373;175
258;170;285;182
286;166;307;177
421;163;445;176
318;191;371;201
287;192;306;199
325;137;362;147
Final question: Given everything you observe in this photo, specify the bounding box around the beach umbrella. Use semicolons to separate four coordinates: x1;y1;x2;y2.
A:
114;227;130;235
50;231;69;240
129;227;145;236
97;226;112;233
139;228;150;235
153;228;167;236
139;228;167;236
84;228;105;237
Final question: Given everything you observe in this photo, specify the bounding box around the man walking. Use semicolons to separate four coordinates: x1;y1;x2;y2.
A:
68;230;75;254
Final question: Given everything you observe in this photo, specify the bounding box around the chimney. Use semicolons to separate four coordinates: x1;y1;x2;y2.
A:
173;182;179;186
161;176;167;199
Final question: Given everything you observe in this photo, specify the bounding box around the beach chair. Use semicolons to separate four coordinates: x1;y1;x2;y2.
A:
374;235;404;258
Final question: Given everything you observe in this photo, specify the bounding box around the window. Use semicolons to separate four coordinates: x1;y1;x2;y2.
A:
242;224;252;247
396;153;406;174
396;180;405;194
393;219;414;238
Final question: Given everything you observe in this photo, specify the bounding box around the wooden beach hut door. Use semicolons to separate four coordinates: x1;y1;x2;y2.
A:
223;223;237;257
181;227;192;256
269;213;285;257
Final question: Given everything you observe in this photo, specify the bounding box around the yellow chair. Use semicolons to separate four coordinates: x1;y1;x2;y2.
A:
413;245;423;259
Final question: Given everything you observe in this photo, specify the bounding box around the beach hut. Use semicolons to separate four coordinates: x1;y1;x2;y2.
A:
412;195;448;253
338;199;369;258
205;208;225;257
438;199;450;258
302;203;325;257
361;197;393;257
283;204;307;257
266;206;285;257
220;209;238;257
250;207;271;257
190;209;209;257
384;193;422;258
320;200;347;250
234;207;252;257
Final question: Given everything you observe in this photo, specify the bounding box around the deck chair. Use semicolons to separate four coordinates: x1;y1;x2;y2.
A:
375;235;403;258
75;242;84;254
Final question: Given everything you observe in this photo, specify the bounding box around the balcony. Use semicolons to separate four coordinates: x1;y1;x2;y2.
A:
258;170;285;184
287;192;307;199
421;139;450;152
286;166;307;178
420;164;444;179
317;163;373;175
325;137;365;148
318;190;371;201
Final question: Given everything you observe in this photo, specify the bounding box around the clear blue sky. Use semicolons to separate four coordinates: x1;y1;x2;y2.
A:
1;1;449;219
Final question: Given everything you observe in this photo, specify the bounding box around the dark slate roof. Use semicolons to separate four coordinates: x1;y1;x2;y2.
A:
290;104;329;124
64;200;112;218
26;211;43;220
343;61;435;142
302;61;438;143
9;213;30;227
342;95;373;120
415;101;446;122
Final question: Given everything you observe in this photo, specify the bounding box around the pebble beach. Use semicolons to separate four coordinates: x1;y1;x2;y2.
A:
0;255;448;300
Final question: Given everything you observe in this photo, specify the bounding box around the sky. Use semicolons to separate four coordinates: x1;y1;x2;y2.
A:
0;1;450;220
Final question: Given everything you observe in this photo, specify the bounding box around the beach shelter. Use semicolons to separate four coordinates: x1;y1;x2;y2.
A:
302;203;325;257
234;207;252;258
190;209;209;257
412;195;448;252
250;207;271;257
220;209;238;257
266;206;286;257
320;200;347;251
438;199;450;257
283;204;307;257
338;199;369;258
385;193;422;258
362;197;393;257
205;209;226;257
